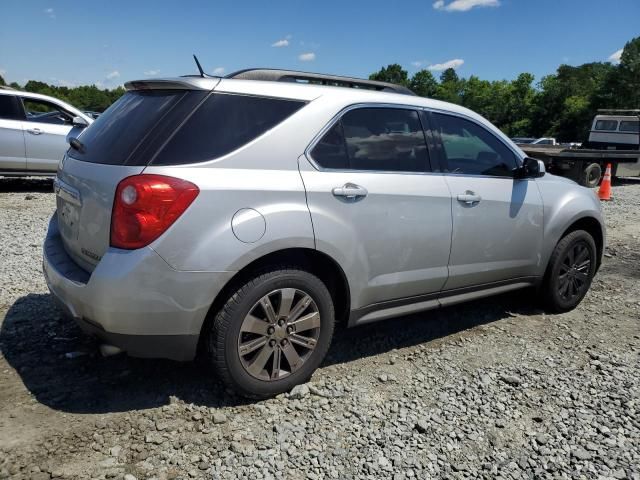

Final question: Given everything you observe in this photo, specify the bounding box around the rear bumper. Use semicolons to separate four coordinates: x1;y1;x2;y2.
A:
43;214;234;361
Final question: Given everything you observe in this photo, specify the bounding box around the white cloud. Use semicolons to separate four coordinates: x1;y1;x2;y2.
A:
427;58;465;71
411;61;424;68
298;52;316;62
0;69;6;76
433;0;499;12
144;69;160;76
272;34;292;47
608;48;623;64
211;67;225;75
44;7;55;18
106;70;120;80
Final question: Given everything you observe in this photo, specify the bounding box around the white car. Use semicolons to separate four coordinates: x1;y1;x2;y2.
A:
0;88;93;176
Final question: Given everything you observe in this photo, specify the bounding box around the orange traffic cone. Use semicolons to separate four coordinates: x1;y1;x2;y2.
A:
598;163;612;201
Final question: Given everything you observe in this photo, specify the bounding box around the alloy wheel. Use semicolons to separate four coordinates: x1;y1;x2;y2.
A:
557;240;592;301
237;288;321;381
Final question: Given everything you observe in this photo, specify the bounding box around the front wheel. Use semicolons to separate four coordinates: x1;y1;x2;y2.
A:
208;268;335;398
540;230;597;312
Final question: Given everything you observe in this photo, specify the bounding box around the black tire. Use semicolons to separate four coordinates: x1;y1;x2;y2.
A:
581;163;602;188
208;267;335;398
540;230;597;313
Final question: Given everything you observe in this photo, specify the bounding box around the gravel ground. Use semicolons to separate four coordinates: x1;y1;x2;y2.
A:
0;176;638;480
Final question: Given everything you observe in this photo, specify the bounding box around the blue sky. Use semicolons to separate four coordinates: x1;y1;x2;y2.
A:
1;0;638;89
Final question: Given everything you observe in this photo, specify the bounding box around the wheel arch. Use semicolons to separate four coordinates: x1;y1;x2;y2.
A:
555;216;604;273
197;248;351;354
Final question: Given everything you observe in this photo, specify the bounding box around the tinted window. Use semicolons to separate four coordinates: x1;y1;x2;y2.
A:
68;90;203;165
22;98;72;125
153;93;305;165
310;122;349;169
0;95;23;120
342;108;428;172
433;113;518;176
619;120;639;132
595;120;618;131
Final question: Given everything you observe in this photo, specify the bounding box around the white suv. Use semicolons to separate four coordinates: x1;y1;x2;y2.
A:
0;88;92;176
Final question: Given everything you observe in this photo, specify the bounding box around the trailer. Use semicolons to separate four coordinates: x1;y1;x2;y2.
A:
518;109;640;187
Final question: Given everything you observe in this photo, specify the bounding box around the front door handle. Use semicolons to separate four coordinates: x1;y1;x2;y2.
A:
457;192;482;205
27;128;43;135
332;183;368;199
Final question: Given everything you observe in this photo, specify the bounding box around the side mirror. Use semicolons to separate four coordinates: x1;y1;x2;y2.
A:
72;116;89;128
515;157;545;179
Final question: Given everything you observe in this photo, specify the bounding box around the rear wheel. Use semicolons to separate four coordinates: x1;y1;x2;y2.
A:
581;163;602;188
540;230;597;312
208;268;335;398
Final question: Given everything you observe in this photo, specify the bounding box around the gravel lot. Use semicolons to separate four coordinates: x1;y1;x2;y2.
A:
0;176;639;480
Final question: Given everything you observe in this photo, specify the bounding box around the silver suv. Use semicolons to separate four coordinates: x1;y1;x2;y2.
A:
43;69;605;397
0;88;92;176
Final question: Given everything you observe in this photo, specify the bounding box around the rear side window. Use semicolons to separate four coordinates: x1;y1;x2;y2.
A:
432;113;518;177
152;94;306;165
0;95;24;120
68;90;202;165
595;120;619;131
619;120;639;132
310;107;430;173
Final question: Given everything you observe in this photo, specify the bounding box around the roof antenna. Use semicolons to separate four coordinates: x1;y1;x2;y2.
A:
193;54;205;77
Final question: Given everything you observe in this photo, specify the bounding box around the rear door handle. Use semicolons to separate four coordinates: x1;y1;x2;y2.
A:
457;192;482;205
332;183;368;199
27;128;43;135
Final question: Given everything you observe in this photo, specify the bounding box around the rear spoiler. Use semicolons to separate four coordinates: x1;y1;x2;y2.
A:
124;77;219;91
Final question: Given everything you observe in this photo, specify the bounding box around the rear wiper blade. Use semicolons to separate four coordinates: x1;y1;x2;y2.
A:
68;137;86;154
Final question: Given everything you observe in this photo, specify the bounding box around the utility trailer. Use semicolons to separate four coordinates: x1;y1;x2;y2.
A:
519;109;640;187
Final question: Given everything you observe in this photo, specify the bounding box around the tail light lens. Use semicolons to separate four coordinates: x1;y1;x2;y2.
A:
111;174;199;249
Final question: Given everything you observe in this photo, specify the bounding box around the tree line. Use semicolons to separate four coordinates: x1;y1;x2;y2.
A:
370;36;640;142
1;36;638;142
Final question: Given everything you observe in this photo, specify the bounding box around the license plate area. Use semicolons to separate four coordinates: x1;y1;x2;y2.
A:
54;177;82;241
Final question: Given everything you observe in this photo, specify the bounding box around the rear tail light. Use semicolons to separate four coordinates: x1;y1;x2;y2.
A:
111;174;199;249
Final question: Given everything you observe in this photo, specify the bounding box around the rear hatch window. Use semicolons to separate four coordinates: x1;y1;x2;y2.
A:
69;89;305;167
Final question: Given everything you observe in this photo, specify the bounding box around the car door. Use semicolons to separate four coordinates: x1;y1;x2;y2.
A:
429;111;544;290
20;96;74;172
299;106;452;312
0;94;27;171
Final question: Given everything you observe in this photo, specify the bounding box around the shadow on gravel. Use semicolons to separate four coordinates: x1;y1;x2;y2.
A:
0;177;54;193
1;290;538;414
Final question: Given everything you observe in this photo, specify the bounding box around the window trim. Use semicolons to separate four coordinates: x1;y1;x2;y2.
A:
305;103;436;175
427;109;523;179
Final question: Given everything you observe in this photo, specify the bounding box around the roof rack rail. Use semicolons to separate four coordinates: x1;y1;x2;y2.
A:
226;68;416;96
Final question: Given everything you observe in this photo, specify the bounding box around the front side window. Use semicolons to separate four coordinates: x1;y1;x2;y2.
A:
595;120;619;131
432;113;518;177
310;107;429;172
22;98;72;125
619;120;639;132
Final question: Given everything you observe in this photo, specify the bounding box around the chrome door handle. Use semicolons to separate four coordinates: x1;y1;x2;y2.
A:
27;128;43;135
332;183;368;199
457;192;482;205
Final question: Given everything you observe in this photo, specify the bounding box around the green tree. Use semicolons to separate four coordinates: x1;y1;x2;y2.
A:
435;68;463;104
0;75;5;86
409;70;438;97
369;64;409;86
